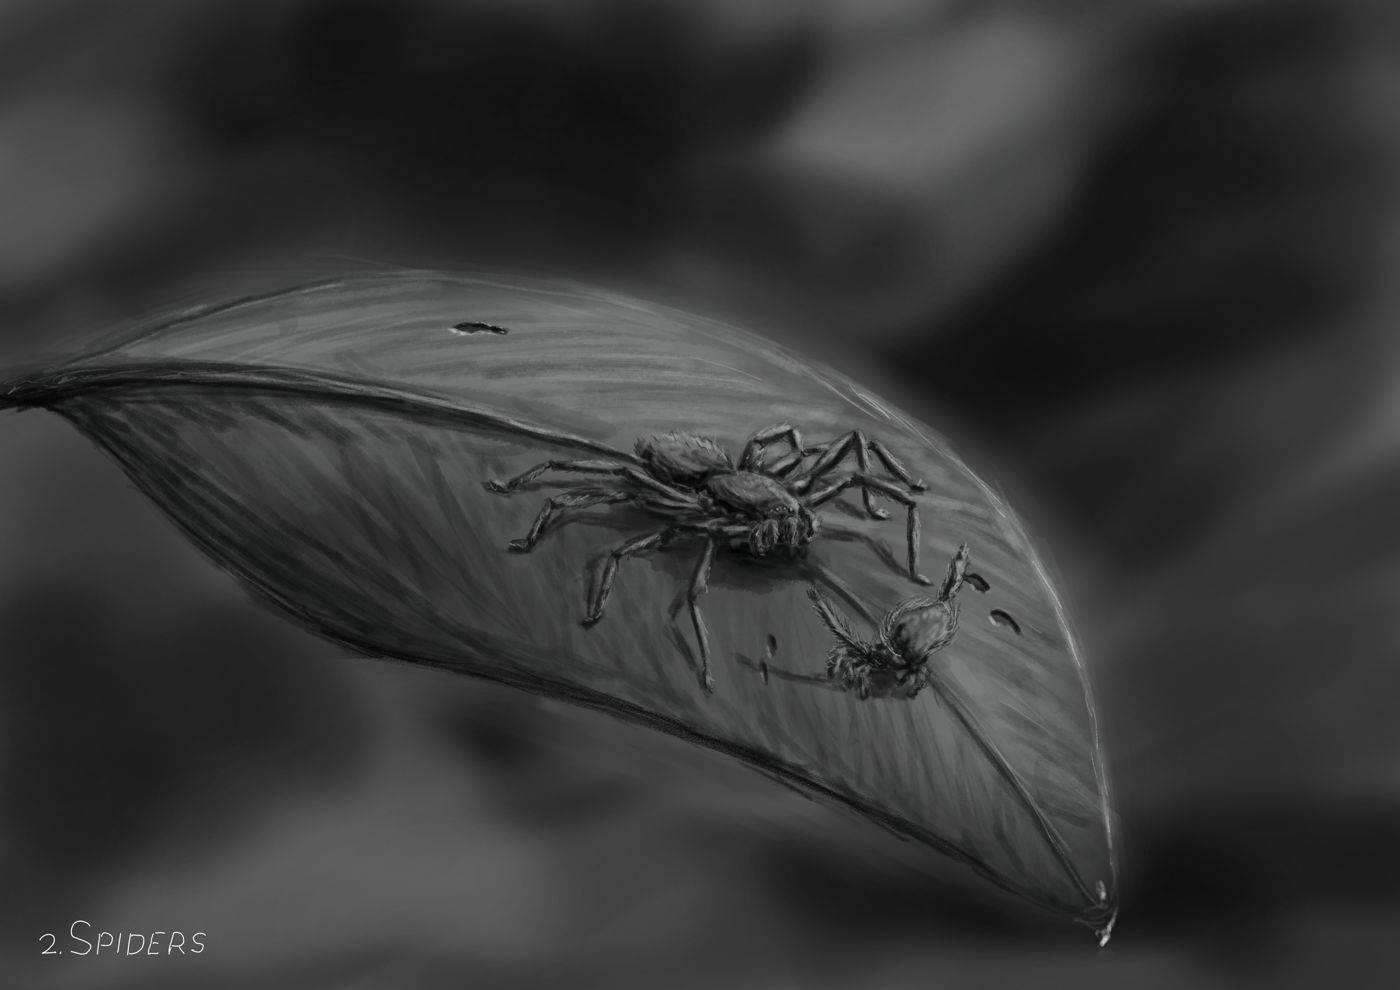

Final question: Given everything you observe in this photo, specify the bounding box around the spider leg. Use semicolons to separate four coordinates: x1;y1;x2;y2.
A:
939;543;971;601
867;438;928;492
767;449;811;478
770;440;835;490
778;438;833;483
804;474;931;585
621;467;700;502
788;432;888;519
791;431;927;510
583;529;669;627
505;488;632;553
739;422;808;471
667;538;718;693
806;585;862;647
805;559;881;628
485;458;630;494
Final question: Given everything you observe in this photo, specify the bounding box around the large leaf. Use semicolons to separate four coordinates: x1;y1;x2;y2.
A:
1;271;1117;937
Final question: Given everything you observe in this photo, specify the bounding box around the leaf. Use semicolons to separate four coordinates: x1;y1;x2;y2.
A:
1;270;1117;937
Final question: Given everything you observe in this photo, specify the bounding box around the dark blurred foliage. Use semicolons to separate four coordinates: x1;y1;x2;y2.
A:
2;0;1399;987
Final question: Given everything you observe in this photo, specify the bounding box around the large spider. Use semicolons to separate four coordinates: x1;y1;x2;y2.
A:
483;423;933;692
748;544;971;700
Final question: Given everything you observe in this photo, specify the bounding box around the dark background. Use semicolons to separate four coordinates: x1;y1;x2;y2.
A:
2;0;1398;986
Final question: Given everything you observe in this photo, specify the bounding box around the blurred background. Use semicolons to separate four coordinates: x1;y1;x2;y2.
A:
2;0;1399;986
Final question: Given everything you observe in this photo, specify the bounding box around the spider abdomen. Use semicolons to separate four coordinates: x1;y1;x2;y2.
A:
636;432;733;485
888;602;959;659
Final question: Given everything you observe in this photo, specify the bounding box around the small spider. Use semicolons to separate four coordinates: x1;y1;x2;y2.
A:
761;543;971;700
484;423;932;692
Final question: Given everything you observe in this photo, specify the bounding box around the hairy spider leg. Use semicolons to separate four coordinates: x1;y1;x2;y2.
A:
940;543;971;600
806;432;926;490
806;585;861;646
789;431;926;518
582;529;669;626
738;422;808;471
490;457;704;519
787;433;880;517
507;488;632;552
764;448;810;477
667;538;718;693
485;458;632;494
487;462;635;498
485;456;700;504
865;438;926;492
619;467;705;502
804;558;881;628
803;473;932;585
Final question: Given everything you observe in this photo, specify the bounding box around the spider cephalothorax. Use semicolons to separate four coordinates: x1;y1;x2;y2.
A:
484;422;930;693
703;467;821;557
808;543;970;700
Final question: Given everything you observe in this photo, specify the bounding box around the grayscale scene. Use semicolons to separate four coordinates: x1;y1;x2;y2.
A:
1;2;1397;988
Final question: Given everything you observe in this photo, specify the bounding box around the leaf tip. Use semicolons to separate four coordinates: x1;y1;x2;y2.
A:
1081;880;1118;948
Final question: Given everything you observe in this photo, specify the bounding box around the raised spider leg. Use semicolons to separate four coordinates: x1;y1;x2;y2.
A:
667;538;718;693
739;423;807;471
940;543;971;601
505;488;631;553
485;458;630;494
804;473;932;585
806;586;862;647
582;529;669;626
805;559;881;628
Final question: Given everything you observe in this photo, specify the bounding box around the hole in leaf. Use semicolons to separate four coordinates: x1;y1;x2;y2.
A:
989;609;1022;635
451;321;510;335
760;634;777;684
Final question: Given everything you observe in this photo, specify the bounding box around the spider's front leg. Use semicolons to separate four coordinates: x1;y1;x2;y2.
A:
938;543;971;601
485;458;632;494
804;473;932;585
